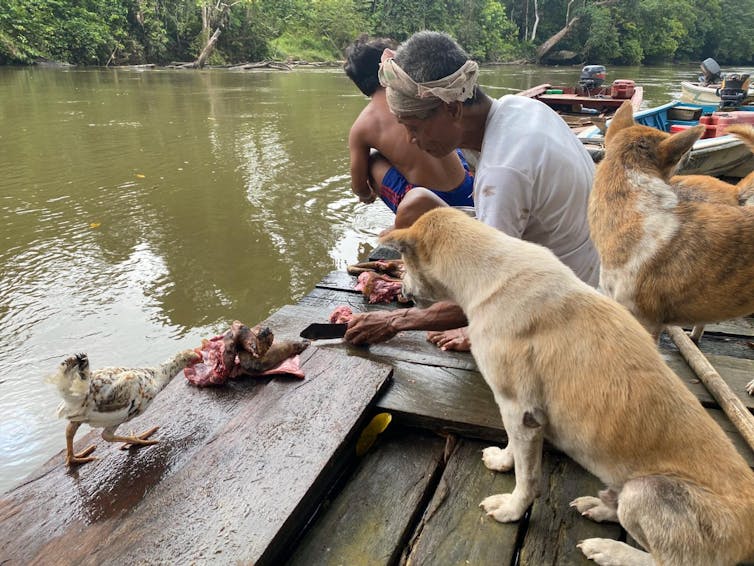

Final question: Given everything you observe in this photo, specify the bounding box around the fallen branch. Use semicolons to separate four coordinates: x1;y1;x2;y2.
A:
536;17;580;62
228;60;293;71
666;325;754;452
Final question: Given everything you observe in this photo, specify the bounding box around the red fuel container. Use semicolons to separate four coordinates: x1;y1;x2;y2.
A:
611;79;636;99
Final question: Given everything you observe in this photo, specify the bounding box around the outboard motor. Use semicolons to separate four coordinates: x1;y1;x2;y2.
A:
579;65;606;90
699;57;722;86
717;73;750;109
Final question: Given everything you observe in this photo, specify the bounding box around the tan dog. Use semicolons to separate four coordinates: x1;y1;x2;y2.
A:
669;125;754;342
589;102;754;348
669;124;754;206
381;207;754;566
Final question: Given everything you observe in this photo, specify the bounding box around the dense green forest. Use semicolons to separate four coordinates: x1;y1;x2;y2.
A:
1;0;752;67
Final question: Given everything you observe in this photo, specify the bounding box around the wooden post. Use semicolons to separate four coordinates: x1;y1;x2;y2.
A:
666;325;754;452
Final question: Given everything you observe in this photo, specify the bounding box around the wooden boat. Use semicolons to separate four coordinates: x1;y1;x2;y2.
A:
579;100;754;177
519;79;643;133
680;80;754;106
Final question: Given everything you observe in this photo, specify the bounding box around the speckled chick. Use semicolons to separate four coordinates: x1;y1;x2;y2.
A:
48;349;200;466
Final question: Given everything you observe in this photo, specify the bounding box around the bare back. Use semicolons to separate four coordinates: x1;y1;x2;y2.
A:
350;89;467;191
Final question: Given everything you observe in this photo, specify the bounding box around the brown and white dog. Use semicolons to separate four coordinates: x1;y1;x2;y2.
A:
381;207;754;566
669;122;754;207
589;102;754;350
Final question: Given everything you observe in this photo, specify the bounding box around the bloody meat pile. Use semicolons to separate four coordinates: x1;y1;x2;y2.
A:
347;260;409;304
185;320;309;387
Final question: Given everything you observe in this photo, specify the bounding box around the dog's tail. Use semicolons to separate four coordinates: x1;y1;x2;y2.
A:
726;123;754;151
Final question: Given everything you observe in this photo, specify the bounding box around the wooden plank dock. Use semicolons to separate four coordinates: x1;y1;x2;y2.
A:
2;269;754;565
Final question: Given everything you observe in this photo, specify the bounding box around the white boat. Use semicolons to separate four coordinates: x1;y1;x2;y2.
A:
680;80;754;105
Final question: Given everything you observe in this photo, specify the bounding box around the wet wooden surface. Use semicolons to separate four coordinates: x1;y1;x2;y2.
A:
3;268;754;566
0;343;392;565
402;437;521;565
288;429;447;566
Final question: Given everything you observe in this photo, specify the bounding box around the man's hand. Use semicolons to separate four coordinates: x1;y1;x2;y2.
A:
344;302;464;346
357;180;378;204
344;310;403;345
358;188;378;204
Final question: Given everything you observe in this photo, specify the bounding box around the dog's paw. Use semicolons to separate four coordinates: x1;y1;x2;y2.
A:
577;538;651;566
479;493;527;523
570;496;619;523
746;378;753;395
482;446;513;472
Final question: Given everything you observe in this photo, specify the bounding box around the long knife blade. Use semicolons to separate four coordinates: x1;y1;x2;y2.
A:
299;323;348;340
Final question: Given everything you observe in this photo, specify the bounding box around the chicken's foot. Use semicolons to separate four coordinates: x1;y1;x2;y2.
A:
100;426;160;450
65;421;97;466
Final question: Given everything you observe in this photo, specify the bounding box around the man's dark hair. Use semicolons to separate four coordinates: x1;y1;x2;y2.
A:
344;34;398;97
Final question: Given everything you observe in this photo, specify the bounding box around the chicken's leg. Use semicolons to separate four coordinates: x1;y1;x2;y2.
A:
102;425;160;450
65;421;97;466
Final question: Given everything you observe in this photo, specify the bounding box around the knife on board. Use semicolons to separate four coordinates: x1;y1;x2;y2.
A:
299;322;349;340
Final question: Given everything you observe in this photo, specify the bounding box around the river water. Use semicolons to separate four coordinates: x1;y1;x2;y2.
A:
0;62;701;492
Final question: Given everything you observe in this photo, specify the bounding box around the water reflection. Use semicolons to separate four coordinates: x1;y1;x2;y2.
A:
0;63;702;493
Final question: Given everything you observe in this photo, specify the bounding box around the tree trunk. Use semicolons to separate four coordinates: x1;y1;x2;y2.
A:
535;17;580;62
194;28;222;69
530;0;540;41
201;5;211;42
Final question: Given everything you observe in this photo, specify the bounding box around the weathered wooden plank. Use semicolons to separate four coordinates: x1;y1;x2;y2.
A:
287;429;446;566
0;347;392;565
402;438;521;566
376;361;505;442
368;246;402;261
660;331;754;362
662;350;754;412
298;286;394;312
519;453;622;566
692;317;754;338
317;270;361;292
266;304;477;372
693;333;753;360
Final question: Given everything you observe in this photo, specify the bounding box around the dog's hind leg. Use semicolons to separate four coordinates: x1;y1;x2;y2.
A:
571;487;620;523
616;476;728;566
578;538;655;566
689;324;705;343
480;405;544;522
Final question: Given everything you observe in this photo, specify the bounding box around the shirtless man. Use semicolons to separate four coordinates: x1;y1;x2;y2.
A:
345;35;474;229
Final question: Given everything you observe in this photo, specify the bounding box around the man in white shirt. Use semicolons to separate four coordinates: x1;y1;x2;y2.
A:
344;31;599;349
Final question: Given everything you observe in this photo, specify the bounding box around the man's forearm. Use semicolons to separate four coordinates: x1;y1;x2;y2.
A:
391;301;467;332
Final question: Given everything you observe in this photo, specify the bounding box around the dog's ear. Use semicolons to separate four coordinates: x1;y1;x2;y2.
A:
605;101;635;146
658;125;705;168
379;227;417;256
